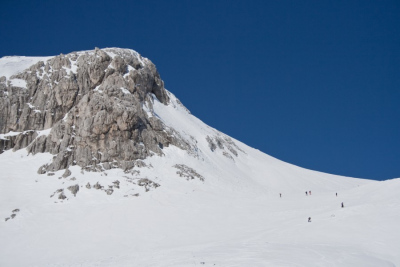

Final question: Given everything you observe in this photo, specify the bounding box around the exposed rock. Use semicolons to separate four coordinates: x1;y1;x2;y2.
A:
58;192;67;200
130;170;140;176
86;182;91;189
67;184;79;196
10;214;16;219
12;209;20;213
37;164;48;174
106;189;114;195
223;151;234;161
137;178;160;192
173;164;205;181
47;172;55;176
112;180;120;189
50;188;63;198
5;217;10;222
135;160;148;168
205;135;244;156
206;136;217;152
215;137;224;149
228;146;238;157
93;182;103;190
82;165;104;173
1;48;194;173
62;169;71;178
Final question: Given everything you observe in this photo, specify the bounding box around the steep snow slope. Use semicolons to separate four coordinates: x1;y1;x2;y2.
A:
1;55;399;267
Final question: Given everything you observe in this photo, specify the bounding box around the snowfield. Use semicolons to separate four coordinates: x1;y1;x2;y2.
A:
0;56;53;80
1;55;400;266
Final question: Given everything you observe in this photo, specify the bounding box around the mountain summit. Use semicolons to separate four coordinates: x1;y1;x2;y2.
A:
1;48;192;173
1;48;399;266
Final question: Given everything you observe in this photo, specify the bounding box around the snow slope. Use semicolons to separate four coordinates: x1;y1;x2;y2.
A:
1;58;400;266
0;56;53;80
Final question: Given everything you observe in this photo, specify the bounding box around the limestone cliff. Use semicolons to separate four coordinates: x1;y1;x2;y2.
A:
0;48;191;172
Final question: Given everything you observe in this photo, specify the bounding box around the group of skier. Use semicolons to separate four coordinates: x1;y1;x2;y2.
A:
307;198;344;222
278;191;345;222
308;192;345;222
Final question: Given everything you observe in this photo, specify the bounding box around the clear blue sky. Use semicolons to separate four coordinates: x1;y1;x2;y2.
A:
1;0;399;180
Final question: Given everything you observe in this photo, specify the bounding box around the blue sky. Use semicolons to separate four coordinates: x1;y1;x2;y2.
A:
1;0;399;180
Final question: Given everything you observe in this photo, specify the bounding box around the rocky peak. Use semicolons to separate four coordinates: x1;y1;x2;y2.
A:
0;48;189;173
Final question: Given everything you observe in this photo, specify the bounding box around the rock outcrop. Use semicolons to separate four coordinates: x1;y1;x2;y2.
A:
0;48;192;173
173;164;205;181
67;184;79;197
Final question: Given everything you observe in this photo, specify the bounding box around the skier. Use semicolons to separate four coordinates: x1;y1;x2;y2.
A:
308;217;311;222
341;202;344;208
280;193;282;198
336;192;337;197
309;190;311;195
305;191;308;196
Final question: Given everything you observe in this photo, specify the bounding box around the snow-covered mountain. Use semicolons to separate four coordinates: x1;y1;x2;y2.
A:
0;48;399;267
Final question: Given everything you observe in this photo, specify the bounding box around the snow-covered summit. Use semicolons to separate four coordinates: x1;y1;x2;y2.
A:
0;48;399;266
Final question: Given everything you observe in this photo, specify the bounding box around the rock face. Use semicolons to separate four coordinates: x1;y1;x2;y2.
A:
0;48;191;172
67;184;79;196
174;164;205;181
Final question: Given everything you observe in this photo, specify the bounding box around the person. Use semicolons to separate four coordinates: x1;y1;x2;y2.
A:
336;192;337;197
341;202;344;208
305;191;308;196
280;193;282;198
309;190;311;195
308;217;311;222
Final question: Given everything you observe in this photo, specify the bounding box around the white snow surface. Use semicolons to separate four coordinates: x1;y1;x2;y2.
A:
0;58;400;266
120;87;131;95
9;78;27;88
0;56;53;80
0;131;22;140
